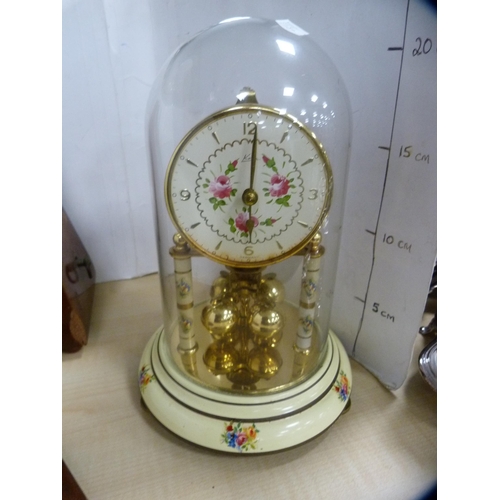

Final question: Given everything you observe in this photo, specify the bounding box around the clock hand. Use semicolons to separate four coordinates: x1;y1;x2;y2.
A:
246;209;255;243
242;126;259;206
243;125;259;241
249;124;258;191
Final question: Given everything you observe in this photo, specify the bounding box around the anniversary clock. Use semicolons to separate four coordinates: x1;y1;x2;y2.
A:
140;17;352;452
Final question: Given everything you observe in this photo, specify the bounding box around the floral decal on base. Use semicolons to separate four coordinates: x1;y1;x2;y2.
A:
139;364;156;393
222;421;259;452
334;370;350;402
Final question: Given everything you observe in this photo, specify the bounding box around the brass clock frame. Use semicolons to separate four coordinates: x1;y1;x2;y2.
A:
164;103;334;268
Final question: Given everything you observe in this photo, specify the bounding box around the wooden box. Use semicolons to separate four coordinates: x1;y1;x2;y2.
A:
62;209;95;352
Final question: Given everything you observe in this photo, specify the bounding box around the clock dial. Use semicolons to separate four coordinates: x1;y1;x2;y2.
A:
165;105;333;266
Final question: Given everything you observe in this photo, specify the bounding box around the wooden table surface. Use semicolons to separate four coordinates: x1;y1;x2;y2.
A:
62;274;437;500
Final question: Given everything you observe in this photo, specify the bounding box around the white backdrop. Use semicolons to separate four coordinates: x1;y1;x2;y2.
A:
62;0;436;388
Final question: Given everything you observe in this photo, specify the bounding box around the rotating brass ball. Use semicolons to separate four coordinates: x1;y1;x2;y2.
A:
260;273;285;303
203;341;240;376
201;298;238;341
248;346;282;380
250;304;283;347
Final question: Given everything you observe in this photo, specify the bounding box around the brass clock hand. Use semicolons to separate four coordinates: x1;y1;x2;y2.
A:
243;125;259;241
242;125;259;206
246;213;255;243
249;124;258;192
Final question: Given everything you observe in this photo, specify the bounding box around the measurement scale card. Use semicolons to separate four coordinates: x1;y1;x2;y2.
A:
331;0;436;389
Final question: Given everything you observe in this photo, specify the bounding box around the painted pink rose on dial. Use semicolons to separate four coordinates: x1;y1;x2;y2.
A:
269;174;290;197
235;211;259;233
209;175;233;199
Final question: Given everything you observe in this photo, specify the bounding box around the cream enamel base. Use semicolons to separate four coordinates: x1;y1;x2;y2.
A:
139;327;352;453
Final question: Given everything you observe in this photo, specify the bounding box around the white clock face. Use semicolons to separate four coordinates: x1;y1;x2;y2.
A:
165;105;333;267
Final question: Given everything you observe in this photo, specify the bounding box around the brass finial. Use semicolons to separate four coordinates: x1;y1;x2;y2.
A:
170;233;190;256
236;87;258;104
309;232;325;257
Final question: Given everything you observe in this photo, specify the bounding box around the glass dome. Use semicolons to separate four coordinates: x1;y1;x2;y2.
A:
146;17;351;395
